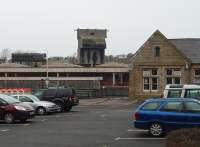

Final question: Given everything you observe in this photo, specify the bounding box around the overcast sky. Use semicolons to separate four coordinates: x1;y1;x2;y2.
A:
0;0;200;57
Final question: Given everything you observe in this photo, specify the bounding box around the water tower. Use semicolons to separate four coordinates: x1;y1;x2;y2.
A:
77;29;107;67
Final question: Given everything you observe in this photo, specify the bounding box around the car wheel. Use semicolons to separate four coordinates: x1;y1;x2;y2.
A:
55;102;64;112
37;107;46;115
149;122;163;137
4;113;14;124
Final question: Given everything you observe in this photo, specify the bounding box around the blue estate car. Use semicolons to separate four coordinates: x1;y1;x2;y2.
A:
133;98;200;136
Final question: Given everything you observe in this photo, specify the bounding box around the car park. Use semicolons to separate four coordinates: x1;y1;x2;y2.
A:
163;84;200;99
11;94;60;115
33;87;79;112
0;94;35;123
133;98;200;136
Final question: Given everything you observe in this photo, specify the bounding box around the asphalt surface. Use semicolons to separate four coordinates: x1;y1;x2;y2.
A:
0;99;166;147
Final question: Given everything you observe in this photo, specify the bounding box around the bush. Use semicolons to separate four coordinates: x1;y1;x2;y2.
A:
166;128;200;147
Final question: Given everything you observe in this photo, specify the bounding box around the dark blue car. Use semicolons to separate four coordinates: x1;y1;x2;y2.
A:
133;98;200;136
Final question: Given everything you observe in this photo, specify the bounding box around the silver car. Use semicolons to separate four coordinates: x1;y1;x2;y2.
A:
11;94;60;115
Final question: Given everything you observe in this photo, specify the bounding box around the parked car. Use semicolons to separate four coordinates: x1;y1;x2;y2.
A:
11;94;60;115
163;84;200;99
0;94;35;123
133;98;200;136
33;87;79;112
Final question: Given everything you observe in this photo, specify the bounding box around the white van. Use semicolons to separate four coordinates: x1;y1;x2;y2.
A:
163;84;200;99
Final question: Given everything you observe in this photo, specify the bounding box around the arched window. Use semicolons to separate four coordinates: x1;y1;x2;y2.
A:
154;46;160;57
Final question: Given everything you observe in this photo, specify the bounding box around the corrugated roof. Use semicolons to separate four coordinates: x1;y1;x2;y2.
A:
96;62;128;68
0;63;30;68
40;63;82;68
169;38;200;63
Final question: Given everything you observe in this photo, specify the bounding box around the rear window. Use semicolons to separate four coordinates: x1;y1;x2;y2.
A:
56;88;72;97
167;90;182;98
185;89;200;99
44;89;57;97
185;101;200;113
141;102;161;111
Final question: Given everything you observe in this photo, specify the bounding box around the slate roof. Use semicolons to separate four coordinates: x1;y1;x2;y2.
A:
169;38;200;63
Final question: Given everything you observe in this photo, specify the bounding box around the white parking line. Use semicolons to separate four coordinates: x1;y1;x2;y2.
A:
115;137;166;141
0;124;30;126
1;129;10;132
55;115;61;118
41;119;47;122
127;129;148;132
100;114;107;117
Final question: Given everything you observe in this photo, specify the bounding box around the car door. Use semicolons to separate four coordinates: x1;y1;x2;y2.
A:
183;101;200;127
0;98;8;120
159;101;186;131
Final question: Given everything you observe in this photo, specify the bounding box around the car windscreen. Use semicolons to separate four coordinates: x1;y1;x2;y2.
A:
0;94;20;104
33;90;45;99
25;95;40;102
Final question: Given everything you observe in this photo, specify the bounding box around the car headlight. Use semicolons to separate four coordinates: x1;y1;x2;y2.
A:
14;106;26;111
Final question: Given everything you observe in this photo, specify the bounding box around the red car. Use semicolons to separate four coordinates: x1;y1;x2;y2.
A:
0;94;35;124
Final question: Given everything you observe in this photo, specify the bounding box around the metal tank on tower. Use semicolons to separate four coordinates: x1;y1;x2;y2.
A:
77;29;107;67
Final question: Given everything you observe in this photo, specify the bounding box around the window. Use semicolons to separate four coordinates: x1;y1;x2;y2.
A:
12;96;19;99
19;96;33;102
167;90;182;98
166;69;172;76
161;102;183;112
166;69;181;84
185;102;200;113
166;77;181;84
152;69;157;76
166;78;173;84
141;102;160;111
174;78;181;84
143;69;159;91
193;69;200;85
185;89;200;99
44;89;57;97
152;78;158;90
154;47;160;57
195;69;200;76
0;98;7;105
144;77;150;90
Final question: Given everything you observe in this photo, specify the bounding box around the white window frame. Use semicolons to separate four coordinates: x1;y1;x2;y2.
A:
194;69;200;77
166;77;181;85
166;69;182;85
143;69;159;92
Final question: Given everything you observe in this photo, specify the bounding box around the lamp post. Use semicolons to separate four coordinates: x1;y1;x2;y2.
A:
45;50;49;88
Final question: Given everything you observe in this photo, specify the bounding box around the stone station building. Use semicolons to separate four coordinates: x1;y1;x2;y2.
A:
129;30;200;100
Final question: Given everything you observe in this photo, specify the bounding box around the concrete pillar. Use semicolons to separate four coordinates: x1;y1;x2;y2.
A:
4;73;7;88
120;73;123;85
112;73;116;86
57;73;59;86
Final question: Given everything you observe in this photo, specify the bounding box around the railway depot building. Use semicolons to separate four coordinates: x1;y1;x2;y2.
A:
0;29;129;97
0;62;129;97
129;30;200;100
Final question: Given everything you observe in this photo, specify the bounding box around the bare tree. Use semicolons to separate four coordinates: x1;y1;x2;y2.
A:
0;48;11;63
